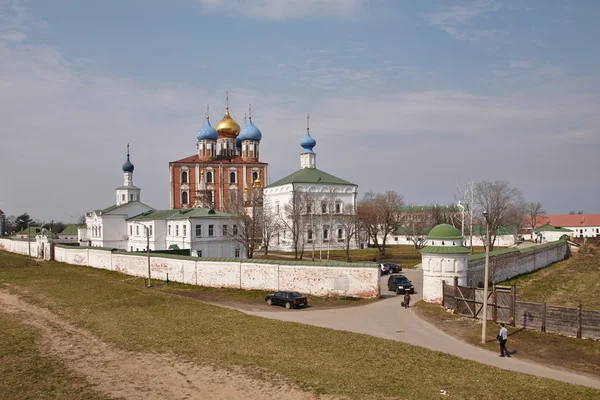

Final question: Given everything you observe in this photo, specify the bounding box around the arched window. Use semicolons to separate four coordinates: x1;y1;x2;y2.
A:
182;191;188;205
181;171;188;184
230;171;236;183
252;171;258;182
206;171;213;183
321;203;327;214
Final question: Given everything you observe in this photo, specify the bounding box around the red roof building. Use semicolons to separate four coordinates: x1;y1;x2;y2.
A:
523;214;600;238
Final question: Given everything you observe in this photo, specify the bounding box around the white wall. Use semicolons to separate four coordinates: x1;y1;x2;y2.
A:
0;238;39;256
25;241;380;298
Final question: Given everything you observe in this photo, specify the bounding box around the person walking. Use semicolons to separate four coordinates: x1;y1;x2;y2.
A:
497;323;510;357
403;291;411;309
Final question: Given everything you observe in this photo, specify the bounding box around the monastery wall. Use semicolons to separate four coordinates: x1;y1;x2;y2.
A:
0;237;39;256
5;239;379;298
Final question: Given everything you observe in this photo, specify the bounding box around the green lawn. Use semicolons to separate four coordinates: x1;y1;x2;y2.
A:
501;245;600;309
1;250;598;400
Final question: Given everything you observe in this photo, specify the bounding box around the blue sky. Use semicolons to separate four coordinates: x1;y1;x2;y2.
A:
1;0;599;221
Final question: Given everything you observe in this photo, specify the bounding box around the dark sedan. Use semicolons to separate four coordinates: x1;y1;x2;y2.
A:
387;274;414;294
265;291;308;309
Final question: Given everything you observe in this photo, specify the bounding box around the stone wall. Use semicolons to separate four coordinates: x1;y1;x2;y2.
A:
0;237;39;257
467;241;568;286
45;242;380;298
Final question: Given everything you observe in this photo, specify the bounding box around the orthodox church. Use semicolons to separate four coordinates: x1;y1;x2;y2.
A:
169;96;269;212
263;116;359;253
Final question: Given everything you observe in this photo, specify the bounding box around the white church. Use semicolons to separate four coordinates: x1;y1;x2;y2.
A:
82;146;245;258
263;117;359;253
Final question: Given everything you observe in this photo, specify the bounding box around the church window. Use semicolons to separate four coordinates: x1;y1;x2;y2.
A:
122;194;125;202
307;229;313;241
252;171;258;182
206;171;213;183
208;225;214;237
323;228;329;241
233;224;238;235
181;171;188;184
230;171;236;184
182;191;188;205
183;225;187;237
130;194;134;201
197;250;203;257
234;248;240;258
196;225;202;237
321;203;327;214
335;203;341;213
130;246;133;251
223;225;228;235
338;228;343;240
307;203;312;214
176;225;179;236
136;226;139;236
168;224;171;235
129;225;132;235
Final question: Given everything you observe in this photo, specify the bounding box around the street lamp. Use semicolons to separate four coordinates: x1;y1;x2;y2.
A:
481;210;491;344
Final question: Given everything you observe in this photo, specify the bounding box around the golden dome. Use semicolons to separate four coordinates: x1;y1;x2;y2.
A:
215;107;240;138
253;178;262;188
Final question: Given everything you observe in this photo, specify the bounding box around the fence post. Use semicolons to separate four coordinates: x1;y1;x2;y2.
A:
453;277;458;314
510;283;516;327
441;281;445;307
541;303;546;333
492;284;497;323
577;303;582;338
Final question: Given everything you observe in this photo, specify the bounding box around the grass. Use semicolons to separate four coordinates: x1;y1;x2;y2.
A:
415;301;600;378
0;312;110;400
500;245;600;309
260;245;488;268
1;250;599;399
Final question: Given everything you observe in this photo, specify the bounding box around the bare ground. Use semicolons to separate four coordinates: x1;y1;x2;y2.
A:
0;290;330;400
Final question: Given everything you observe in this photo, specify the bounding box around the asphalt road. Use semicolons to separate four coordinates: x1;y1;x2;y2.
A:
246;268;600;390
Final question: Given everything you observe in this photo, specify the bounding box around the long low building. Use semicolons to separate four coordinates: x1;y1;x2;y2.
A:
523;214;600;239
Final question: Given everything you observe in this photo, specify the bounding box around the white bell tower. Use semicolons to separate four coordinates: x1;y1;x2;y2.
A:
116;144;141;206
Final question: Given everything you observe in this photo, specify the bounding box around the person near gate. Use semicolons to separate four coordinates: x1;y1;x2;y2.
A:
403;291;411;309
497;323;510;357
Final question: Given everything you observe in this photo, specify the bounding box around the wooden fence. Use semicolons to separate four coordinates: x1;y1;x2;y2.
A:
442;278;600;340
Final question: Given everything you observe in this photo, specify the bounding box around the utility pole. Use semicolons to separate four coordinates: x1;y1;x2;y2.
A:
481;211;491;344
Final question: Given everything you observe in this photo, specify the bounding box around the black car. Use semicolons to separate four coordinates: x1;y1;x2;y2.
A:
379;262;402;274
265;291;308;309
387;274;414;294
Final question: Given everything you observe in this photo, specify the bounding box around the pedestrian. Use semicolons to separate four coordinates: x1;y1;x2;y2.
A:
403;291;411;309
497;323;510;357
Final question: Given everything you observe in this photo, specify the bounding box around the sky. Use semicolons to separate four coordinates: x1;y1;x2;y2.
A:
0;0;599;222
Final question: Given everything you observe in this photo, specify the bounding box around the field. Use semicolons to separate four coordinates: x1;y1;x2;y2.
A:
259;245;487;267
501;245;600;309
1;250;598;399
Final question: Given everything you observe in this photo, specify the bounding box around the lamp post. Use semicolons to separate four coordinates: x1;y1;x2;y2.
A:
481;210;491;344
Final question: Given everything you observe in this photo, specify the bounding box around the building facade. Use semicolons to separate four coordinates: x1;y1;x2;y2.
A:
169;102;269;212
263;121;359;252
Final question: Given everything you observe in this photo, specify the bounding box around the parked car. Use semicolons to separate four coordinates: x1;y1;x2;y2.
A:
387;274;414;294
379;262;402;274
265;291;308;309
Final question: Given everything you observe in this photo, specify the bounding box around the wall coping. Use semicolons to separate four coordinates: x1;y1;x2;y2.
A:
468;240;565;262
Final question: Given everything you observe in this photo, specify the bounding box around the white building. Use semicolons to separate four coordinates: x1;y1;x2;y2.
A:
82;147;155;248
420;224;470;303
524;214;600;239
531;224;572;243
126;208;246;258
263;119;359;252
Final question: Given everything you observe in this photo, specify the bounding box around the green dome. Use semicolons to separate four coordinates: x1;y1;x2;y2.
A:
427;224;462;240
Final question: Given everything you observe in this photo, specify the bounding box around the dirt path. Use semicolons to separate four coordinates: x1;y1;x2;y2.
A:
0;290;325;400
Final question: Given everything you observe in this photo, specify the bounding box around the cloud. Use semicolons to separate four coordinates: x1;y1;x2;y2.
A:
197;0;363;20
426;0;506;42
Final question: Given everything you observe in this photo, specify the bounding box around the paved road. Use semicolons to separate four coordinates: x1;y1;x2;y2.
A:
245;269;600;390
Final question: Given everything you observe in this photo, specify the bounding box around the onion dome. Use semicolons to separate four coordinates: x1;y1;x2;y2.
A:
300;130;316;153
122;145;134;172
236;136;242;148
197;117;218;141
427;224;463;240
215;107;240;138
239;117;262;141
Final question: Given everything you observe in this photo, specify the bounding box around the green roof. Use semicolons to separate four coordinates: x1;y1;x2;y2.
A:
59;225;83;236
127;208;232;221
268;168;355;188
93;201;154;215
15;226;42;236
471;225;516;235
420;245;471;254
534;224;572;233
427;224;462;240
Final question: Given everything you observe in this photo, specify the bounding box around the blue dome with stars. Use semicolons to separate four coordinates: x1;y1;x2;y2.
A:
197;117;218;141
239;117;262;141
300;130;316;153
122;154;134;173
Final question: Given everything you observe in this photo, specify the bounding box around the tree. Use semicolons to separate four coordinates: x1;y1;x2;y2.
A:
401;206;431;249
475;180;526;251
525;201;548;230
15;213;33;232
225;187;263;259
336;205;359;262
260;197;278;256
357;191;404;257
279;190;309;260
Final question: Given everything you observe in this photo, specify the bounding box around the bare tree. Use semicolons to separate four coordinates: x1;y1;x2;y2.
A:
225;187;263;258
357;191;404;257
475;180;526;251
279;189;309;260
525;201;548;231
336;204;359;262
260;197;278;256
456;179;476;251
